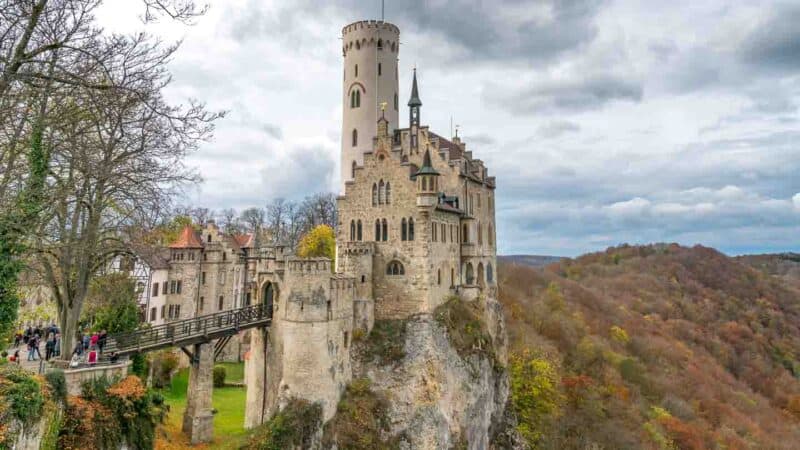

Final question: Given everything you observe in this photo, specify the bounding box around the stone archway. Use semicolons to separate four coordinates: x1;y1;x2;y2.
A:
465;263;474;285
262;282;276;319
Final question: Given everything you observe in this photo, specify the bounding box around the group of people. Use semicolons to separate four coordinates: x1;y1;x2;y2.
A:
8;326;110;367
11;324;62;362
70;330;108;367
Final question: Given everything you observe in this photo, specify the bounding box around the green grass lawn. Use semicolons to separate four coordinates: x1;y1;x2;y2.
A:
159;362;248;449
215;361;245;383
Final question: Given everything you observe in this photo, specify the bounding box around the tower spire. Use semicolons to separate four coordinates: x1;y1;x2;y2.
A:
408;68;422;107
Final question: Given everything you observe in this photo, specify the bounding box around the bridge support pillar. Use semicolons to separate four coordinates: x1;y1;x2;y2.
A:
182;342;214;444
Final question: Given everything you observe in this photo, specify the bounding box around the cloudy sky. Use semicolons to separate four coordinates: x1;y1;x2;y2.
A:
98;0;800;257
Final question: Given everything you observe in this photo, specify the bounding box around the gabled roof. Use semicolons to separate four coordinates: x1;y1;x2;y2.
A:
130;243;171;269
169;225;204;249
429;132;463;160
232;233;254;249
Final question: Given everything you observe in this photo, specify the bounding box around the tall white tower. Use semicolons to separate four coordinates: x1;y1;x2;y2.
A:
340;20;400;190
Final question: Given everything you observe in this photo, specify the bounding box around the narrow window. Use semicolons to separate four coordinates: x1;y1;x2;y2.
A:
150;308;156;322
378;180;385;204
152;283;159;297
357;220;363;241
378;63;382;76
372;183;378;206
162;282;167;295
352;160;357;179
355;89;360;107
401;218;407;241
432;222;437;242
219;296;224;311
489;225;494;246
375;219;381;241
222;252;227;261
355;64;358;77
382;219;388;241
207;234;212;243
199;296;205;312
463;224;469;243
161;305;165;318
377;39;383;50
478;222;483;245
438;269;441;285
394;93;398;110
442;223;447;243
351;91;356;108
202;272;206;285
177;280;182;294
451;268;455;287
350;220;355;241
408;218;415;241
385;182;391;204
344;331;349;348
352;128;358;147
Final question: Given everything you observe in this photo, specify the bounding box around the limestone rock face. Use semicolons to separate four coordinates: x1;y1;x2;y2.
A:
353;297;510;450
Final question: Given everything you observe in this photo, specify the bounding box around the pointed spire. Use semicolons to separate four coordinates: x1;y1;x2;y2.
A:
408;68;422;107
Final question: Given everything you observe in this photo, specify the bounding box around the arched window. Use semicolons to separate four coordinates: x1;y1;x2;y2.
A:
488;224;494;246
375;219;381;241
351;90;356;108
381;219;388;241
351;160;357;179
378;180;385;204
352;128;358;147
466;263;474;285
385;182;391;204
357;220;362;241
487;263;494;284
408;218;415;241
401;218;407;241
350;220;355;241
372;183;378;206
386;261;405;275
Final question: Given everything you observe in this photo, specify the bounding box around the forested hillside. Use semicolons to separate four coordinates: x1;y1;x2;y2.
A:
497;244;800;449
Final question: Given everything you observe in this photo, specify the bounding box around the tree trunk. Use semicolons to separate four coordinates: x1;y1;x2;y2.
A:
58;300;82;360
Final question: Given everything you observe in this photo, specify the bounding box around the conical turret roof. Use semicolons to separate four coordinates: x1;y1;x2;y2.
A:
408;69;422;107
169;225;204;249
414;149;439;176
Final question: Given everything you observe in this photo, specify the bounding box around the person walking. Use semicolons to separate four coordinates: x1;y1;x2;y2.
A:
27;337;36;361
82;333;90;351
45;334;56;361
90;332;99;349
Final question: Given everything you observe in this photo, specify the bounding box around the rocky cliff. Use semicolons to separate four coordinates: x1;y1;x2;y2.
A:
330;295;513;449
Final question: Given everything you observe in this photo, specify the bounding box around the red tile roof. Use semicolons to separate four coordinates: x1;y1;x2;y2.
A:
169;225;204;249
232;234;254;248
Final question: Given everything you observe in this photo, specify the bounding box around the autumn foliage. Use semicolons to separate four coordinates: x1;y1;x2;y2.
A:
498;244;800;449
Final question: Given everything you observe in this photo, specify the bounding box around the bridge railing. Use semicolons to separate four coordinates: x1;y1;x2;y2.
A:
108;303;272;353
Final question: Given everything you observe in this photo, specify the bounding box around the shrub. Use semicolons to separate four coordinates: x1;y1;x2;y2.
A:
61;375;167;450
151;350;179;388
213;366;226;388
44;369;67;404
434;296;495;364
244;398;322;450
362;319;407;365
322;378;396;450
0;364;45;424
131;353;149;379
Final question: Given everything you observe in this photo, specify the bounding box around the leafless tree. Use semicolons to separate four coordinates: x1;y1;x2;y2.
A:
2;2;224;357
218;208;242;233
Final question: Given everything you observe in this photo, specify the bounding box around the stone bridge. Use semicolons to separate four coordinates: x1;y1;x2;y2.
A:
104;302;275;444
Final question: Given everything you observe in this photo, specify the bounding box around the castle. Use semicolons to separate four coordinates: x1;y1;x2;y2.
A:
243;19;498;425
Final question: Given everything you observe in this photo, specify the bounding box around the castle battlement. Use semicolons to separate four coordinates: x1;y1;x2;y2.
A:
284;257;332;274
342;20;399;36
